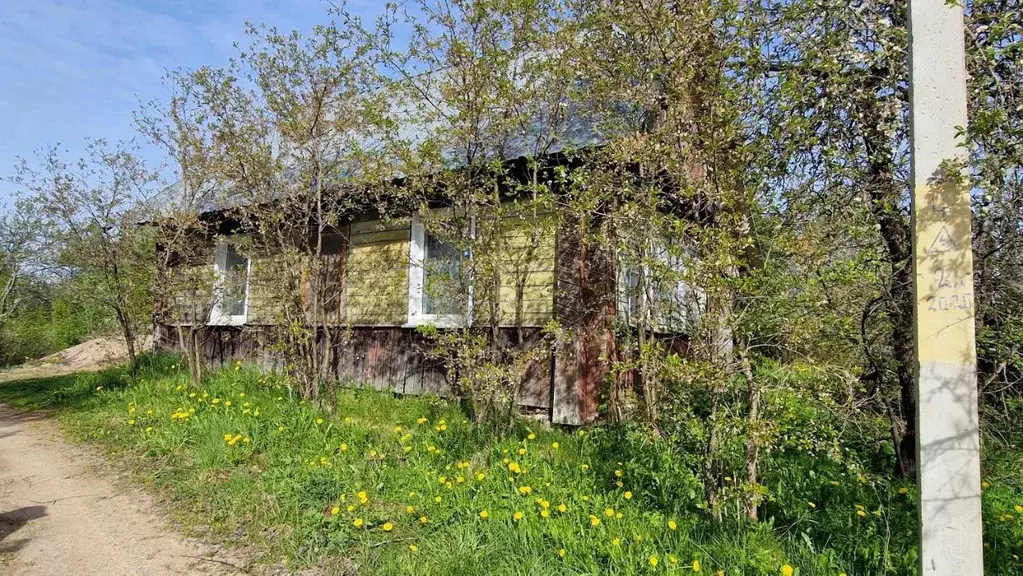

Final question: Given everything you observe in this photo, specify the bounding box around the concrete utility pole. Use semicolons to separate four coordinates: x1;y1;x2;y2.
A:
907;1;984;574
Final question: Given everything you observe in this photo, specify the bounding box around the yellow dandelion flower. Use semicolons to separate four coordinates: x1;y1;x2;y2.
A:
1015;505;1023;514
557;503;567;513
128;419;136;425
353;518;364;528
614;469;623;478
668;555;677;565
480;510;489;519
456;476;464;484
780;565;793;576
406;505;415;514
624;491;633;500
558;548;566;558
409;544;418;552
611;537;621;545
551;442;559;449
417;417;427;424
589;515;600;526
434;496;442;503
604;508;614;517
649;556;658;567
340;443;348;452
331;506;340;516
419;516;429;524
347;505;355;512
144;427;152;432
476;472;486;481
528;433;536;440
518;486;532;495
581;464;589;470
224;400;231;407
693;559;702;572
394;426;402;432
541;510;550;518
382;522;393;532
316;418;323;425
514;511;524;521
278;426;285;432
518;448;526;455
857;510;867;518
668;519;677;530
898;487;909;495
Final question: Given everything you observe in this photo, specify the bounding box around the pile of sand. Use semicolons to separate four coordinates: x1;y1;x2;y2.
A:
1;336;154;383
40;336;148;369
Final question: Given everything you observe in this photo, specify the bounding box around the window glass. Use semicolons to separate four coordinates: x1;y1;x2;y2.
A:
222;244;248;317
423;233;460;315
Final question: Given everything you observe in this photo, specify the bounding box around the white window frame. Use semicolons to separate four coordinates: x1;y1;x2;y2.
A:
209;241;250;326
406;216;472;328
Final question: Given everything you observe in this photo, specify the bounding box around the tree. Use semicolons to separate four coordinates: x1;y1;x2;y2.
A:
0;201;42;361
340;0;575;428
147;21;388;399
11;140;157;368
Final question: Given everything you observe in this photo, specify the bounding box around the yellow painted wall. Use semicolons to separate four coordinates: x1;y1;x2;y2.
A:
247;254;290;325
496;215;556;326
346;219;411;325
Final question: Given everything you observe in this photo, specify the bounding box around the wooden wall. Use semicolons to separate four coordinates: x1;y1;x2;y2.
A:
497;213;557;326
346;219;411;325
157;325;552;412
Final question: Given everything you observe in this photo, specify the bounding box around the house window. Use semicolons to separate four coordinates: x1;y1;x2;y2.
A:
408;218;469;327
210;242;250;325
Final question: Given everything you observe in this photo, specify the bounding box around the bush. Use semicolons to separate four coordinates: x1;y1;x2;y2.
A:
0;356;1019;575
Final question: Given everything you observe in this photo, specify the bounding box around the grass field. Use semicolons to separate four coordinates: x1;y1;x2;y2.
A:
0;353;1019;575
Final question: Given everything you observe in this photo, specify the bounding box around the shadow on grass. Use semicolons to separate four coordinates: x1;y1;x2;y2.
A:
0;356;156;413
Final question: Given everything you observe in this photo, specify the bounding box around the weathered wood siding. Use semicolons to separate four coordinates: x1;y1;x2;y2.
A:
157;325;552;412
346;219;410;325
552;218;617;425
497;213;556;326
247;253;287;325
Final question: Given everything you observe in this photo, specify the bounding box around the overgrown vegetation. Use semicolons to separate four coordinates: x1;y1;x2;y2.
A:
0;356;1018;575
0;0;1020;573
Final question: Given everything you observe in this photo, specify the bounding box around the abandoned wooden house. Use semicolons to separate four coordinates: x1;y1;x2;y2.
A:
155;155;697;427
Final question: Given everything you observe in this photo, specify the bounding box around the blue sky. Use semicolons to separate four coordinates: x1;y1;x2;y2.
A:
0;0;381;204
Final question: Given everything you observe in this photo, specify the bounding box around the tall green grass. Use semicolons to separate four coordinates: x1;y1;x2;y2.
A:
0;353;1019;575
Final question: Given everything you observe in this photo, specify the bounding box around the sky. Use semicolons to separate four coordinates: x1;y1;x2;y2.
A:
0;0;381;205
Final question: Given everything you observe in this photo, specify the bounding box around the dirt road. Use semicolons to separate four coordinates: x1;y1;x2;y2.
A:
0;404;243;575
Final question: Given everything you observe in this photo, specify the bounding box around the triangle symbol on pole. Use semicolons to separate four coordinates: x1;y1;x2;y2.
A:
927;225;959;254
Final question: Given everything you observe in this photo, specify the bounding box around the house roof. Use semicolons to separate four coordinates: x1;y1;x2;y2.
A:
151;65;614;221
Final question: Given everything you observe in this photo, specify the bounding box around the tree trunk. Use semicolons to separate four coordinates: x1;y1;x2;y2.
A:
741;352;761;521
116;307;138;368
858;89;917;479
